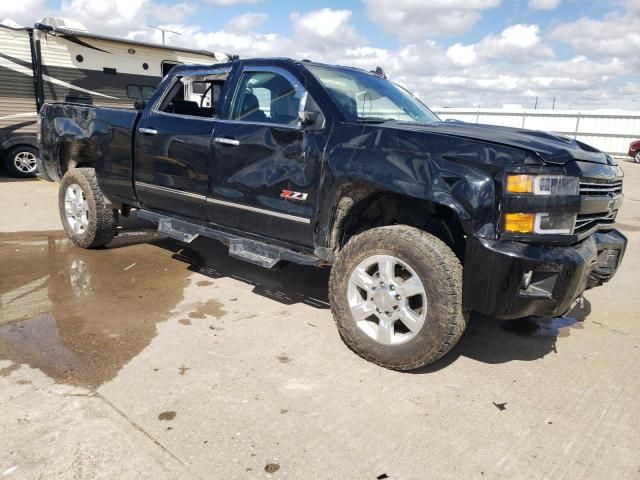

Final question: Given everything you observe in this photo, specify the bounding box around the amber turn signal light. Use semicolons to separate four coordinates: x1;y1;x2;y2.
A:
504;213;535;234
506;175;533;194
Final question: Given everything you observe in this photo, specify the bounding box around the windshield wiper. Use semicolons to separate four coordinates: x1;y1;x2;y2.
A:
356;117;396;124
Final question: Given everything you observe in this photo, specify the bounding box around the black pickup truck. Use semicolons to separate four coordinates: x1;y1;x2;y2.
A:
38;58;626;370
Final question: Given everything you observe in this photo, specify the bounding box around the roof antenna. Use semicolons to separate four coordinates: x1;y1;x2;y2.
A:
372;66;387;79
147;25;182;45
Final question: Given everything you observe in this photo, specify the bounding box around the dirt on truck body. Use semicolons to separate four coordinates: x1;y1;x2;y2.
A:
37;58;627;370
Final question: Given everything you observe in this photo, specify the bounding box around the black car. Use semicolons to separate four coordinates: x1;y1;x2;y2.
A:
37;58;626;370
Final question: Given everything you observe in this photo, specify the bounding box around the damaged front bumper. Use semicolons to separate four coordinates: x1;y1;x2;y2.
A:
463;229;627;319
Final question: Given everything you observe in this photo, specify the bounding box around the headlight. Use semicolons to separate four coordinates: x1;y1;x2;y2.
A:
503;174;577;235
506;174;578;196
534;212;575;234
504;212;576;234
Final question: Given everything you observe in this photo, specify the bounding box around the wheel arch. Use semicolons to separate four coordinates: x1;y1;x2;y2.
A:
57;141;97;177
326;181;467;261
0;136;38;154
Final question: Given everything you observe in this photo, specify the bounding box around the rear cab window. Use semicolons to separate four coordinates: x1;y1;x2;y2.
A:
156;69;230;119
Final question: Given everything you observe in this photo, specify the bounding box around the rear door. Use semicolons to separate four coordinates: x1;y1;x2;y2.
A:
134;67;230;219
207;66;323;246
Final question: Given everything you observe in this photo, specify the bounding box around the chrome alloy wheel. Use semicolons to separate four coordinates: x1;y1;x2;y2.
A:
347;254;427;345
13;151;37;174
635;151;640;163
64;183;89;234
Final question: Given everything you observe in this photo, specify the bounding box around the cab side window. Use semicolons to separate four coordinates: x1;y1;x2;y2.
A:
230;70;303;126
156;70;229;118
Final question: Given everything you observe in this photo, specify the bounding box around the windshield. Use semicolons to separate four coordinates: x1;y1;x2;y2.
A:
308;65;439;124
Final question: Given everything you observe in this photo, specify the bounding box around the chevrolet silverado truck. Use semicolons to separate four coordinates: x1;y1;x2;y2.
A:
37;58;627;370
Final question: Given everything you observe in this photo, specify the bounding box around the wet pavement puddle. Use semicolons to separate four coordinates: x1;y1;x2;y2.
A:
0;227;331;388
0;231;193;388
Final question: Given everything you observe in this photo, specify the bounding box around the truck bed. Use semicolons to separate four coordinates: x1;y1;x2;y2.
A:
38;103;141;205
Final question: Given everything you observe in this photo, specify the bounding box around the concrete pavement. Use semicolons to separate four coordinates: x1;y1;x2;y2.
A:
0;166;639;479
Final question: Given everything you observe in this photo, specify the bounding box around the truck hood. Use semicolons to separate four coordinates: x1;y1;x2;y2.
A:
388;121;612;165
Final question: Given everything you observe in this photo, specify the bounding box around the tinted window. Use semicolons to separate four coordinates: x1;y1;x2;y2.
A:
230;70;303;126
308;65;439;124
127;85;155;101
156;71;229;118
191;81;208;94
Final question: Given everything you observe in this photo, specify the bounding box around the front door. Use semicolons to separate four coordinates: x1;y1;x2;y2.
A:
207;66;322;246
134;69;228;219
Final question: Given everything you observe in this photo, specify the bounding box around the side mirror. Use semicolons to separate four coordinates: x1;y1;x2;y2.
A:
134;100;147;110
298;110;319;126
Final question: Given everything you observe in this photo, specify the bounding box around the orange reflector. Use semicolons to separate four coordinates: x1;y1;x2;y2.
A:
506;175;533;193
504;213;535;234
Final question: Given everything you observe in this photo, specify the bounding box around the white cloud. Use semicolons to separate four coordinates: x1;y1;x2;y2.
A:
1;2;637;110
621;0;640;13
447;24;553;66
57;0;153;36
154;3;196;24
225;12;268;33
550;11;640;62
204;0;260;5
493;24;541;48
0;0;47;26
290;8;363;49
446;43;477;66
528;0;561;10
0;0;45;16
363;0;501;39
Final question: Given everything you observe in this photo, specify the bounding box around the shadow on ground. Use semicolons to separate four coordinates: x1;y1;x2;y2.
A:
150;235;590;371
159;236;331;309
0;175;39;184
415;300;590;374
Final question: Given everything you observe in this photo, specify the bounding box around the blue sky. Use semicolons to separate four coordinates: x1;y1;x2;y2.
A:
2;0;639;109
154;0;616;51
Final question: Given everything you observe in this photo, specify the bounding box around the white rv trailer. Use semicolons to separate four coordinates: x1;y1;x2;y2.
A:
0;19;233;176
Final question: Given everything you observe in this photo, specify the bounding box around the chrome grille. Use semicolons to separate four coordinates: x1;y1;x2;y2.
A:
575;211;617;233
579;179;623;196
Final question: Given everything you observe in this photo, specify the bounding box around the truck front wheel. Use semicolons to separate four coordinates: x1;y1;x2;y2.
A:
59;168;117;248
329;225;468;371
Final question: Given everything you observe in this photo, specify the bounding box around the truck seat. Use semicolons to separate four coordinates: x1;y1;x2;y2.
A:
171;100;201;116
238;92;267;122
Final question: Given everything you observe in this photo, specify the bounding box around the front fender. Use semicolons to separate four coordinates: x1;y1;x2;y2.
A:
315;124;502;250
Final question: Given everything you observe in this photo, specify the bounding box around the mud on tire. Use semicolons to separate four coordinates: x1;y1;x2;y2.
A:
59;168;118;248
329;225;468;371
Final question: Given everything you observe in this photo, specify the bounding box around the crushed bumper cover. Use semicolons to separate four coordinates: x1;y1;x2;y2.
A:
463;229;627;319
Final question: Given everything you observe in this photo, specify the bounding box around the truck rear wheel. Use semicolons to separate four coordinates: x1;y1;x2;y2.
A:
59;168;117;248
329;225;468;371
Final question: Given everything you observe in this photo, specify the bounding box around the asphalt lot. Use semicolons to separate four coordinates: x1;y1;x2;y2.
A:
1;164;639;480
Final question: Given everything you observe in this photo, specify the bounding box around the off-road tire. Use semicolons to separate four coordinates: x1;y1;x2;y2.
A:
59;168;117;248
5;145;39;177
329;225;468;371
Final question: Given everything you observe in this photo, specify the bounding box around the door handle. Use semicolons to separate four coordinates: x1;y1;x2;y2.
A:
138;127;158;135
214;137;240;146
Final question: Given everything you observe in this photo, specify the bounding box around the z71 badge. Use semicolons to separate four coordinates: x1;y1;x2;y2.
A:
280;190;308;201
